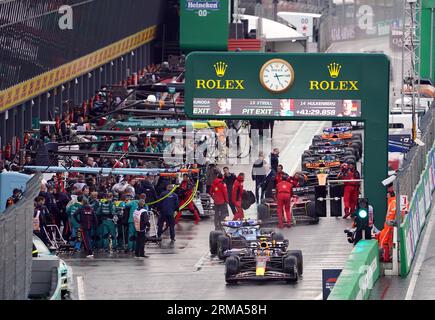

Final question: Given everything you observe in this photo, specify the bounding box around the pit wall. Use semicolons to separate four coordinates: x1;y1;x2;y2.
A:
328;240;380;300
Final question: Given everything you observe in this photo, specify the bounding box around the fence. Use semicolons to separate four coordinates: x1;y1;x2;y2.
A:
0;173;42;300
395;108;435;201
399;142;435;276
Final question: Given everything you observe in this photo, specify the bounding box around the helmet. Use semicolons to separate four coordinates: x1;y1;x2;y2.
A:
146;95;157;103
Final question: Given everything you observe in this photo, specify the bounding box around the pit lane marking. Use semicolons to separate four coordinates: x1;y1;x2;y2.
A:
77;276;86;300
194;251;210;271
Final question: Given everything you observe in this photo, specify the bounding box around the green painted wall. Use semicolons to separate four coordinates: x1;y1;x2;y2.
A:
185;52;390;229
423;0;435;8
421;2;435;80
328;240;380;300
180;0;229;53
420;9;435;79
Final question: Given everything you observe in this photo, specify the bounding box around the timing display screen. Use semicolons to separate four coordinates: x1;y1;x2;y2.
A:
192;98;362;118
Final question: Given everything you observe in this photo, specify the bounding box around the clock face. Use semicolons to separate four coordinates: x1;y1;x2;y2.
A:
259;59;295;93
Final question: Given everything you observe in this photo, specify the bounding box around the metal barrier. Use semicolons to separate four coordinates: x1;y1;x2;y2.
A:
394;108;435;202
0;173;42;300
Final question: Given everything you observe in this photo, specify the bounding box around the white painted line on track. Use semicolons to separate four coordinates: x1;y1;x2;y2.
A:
405;206;435;300
280;122;307;157
77;276;86;300
285;121;329;176
194;251;210;271
314;293;323;300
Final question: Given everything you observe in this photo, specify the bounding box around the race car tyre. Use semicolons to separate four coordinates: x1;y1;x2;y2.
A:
343;156;356;164
272;232;284;241
353;133;362;141
344;148;356;157
306;193;316;203
351;135;362;142
287;250;303;275
344;147;359;160
351;140;362;149
261;228;274;235
303;151;312;158
257;204;271;222
312;135;322;143
306;201;319;224
217;235;231;260
350;139;362;154
283;255;299;283
209;231;224;255
225;256;240;284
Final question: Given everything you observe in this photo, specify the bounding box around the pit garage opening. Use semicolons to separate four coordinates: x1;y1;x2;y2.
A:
185;52;390;230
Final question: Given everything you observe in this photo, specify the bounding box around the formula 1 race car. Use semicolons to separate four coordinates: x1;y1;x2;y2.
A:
257;187;319;225
311;135;362;161
332;121;365;130
209;219;285;260
302;155;342;171
318;126;362;141
302;145;359;163
224;237;303;284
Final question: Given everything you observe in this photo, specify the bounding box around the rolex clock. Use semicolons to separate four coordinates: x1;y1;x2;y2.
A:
259;59;295;93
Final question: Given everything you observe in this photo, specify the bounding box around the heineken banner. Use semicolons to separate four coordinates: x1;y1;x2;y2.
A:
180;0;229;52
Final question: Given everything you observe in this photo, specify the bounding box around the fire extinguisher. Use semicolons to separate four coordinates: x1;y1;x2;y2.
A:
55;114;60;131
23;133;30;146
15;138;21;154
122;136;129;153
4;143;12;161
82;101;87;118
69;110;74;123
89;97;94;112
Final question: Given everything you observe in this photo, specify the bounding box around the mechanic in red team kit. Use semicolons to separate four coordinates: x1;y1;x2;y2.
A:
275;164;288;185
175;173;201;224
209;173;229;230
338;162;361;219
231;173;245;220
276;174;293;228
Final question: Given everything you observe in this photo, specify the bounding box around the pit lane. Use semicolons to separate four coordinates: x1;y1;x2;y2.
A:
66;121;355;300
